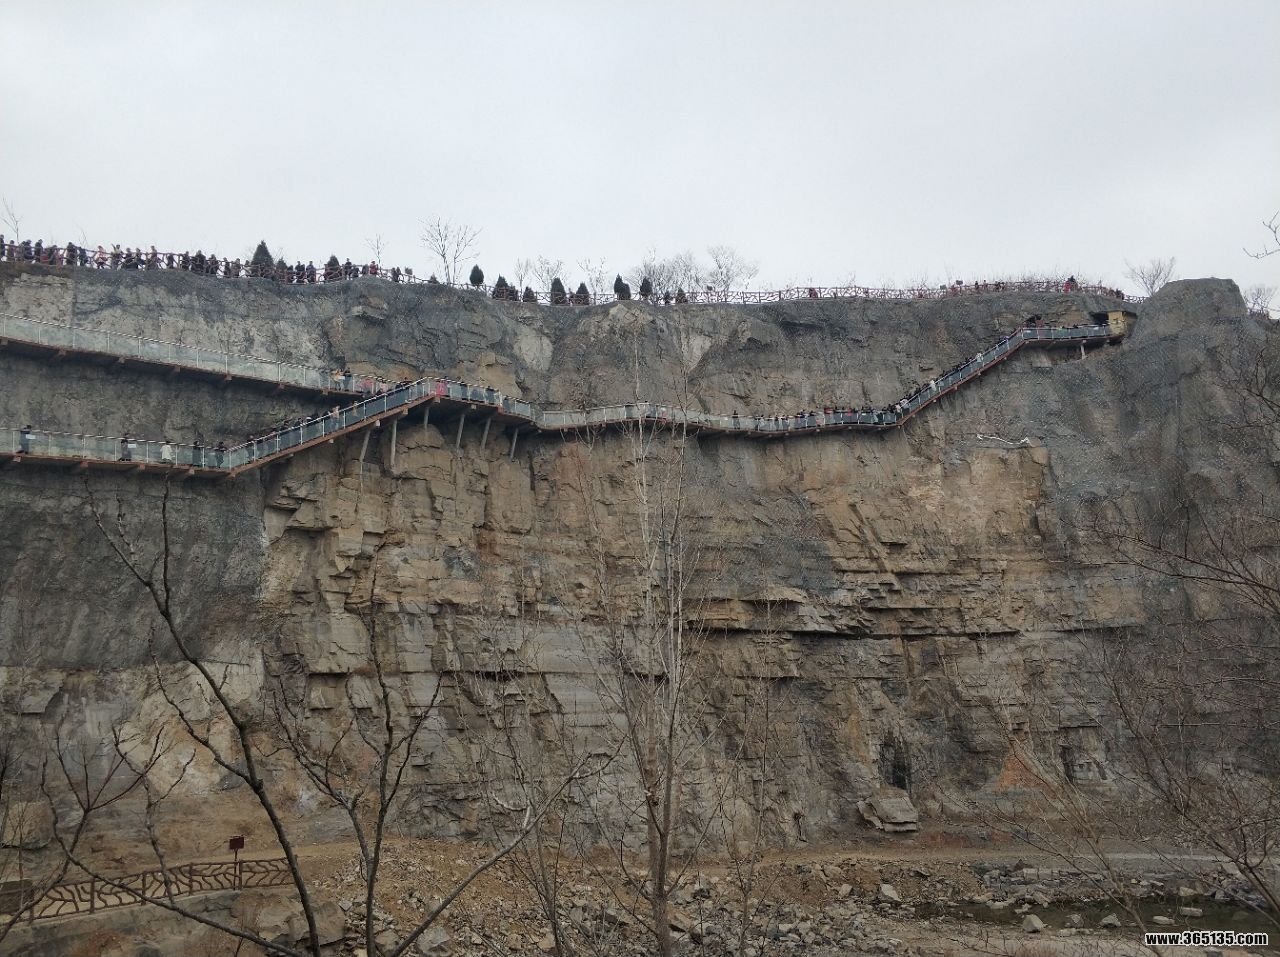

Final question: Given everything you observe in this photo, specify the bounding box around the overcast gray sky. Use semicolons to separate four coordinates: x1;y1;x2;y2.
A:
2;2;1277;297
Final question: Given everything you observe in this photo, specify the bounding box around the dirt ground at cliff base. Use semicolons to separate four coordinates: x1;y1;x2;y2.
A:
8;829;1269;957
275;833;1269;957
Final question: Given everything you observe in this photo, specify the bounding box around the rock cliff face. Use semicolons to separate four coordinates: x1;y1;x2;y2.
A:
0;265;1263;845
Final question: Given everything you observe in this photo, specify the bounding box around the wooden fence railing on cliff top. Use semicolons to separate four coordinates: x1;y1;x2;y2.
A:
0;243;1135;306
0;858;291;923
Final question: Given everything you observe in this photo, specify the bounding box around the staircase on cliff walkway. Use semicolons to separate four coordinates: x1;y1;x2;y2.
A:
0;310;1131;480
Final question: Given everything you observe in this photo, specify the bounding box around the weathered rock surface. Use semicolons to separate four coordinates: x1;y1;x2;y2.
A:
0;265;1265;850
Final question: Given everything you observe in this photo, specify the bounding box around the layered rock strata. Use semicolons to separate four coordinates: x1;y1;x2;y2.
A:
0;264;1261;847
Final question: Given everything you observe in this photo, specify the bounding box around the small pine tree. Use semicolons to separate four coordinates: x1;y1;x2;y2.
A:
550;277;567;305
522;286;537;303
675;287;688;304
492;276;510;300
613;274;625;298
250;241;274;270
326;254;340;271
639;276;653;300
575;282;590;305
428;274;440;284
469;264;484;287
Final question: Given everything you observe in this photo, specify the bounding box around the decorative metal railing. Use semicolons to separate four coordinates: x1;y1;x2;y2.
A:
2;858;290;923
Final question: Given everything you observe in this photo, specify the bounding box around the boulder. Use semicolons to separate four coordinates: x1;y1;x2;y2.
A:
415;926;452;955
858;788;921;833
233;896;309;947
1178;906;1203;918
1152;915;1175;926
1099;913;1122;928
1022;914;1046;933
314;899;347;945
878;883;901;903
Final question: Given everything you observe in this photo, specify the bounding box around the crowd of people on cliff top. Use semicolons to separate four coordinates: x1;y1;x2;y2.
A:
0;236;414;285
941;275;1124;299
2;233;1128;303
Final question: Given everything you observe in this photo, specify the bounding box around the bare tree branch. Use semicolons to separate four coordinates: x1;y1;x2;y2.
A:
420;218;481;285
1124;256;1177;295
1245;212;1280;260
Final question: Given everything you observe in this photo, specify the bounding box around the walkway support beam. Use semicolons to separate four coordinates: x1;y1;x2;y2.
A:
509;428;519;462
455;412;467;452
358;429;371;492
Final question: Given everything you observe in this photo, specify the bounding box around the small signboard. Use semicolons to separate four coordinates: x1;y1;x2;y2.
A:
229;835;245;852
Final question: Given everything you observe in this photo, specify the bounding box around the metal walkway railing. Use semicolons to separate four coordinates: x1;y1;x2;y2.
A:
0;318;1127;479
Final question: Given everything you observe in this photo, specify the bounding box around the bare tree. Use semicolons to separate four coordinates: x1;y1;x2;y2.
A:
420;218;481;285
577;257;610;302
573;418;714;957
365;233;388;267
532;256;566;292
627;249;703;300
714;662;798;957
1244;211;1280;259
0;719;161;945
513;257;535;291
463;576;619;957
1124;256;1177;296
70;479;578;957
625;247;761;299
705;244;759;293
553;338;769;956
971;616;1280;933
0;197;21;242
1245;284;1276;320
1055;326;1280;920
